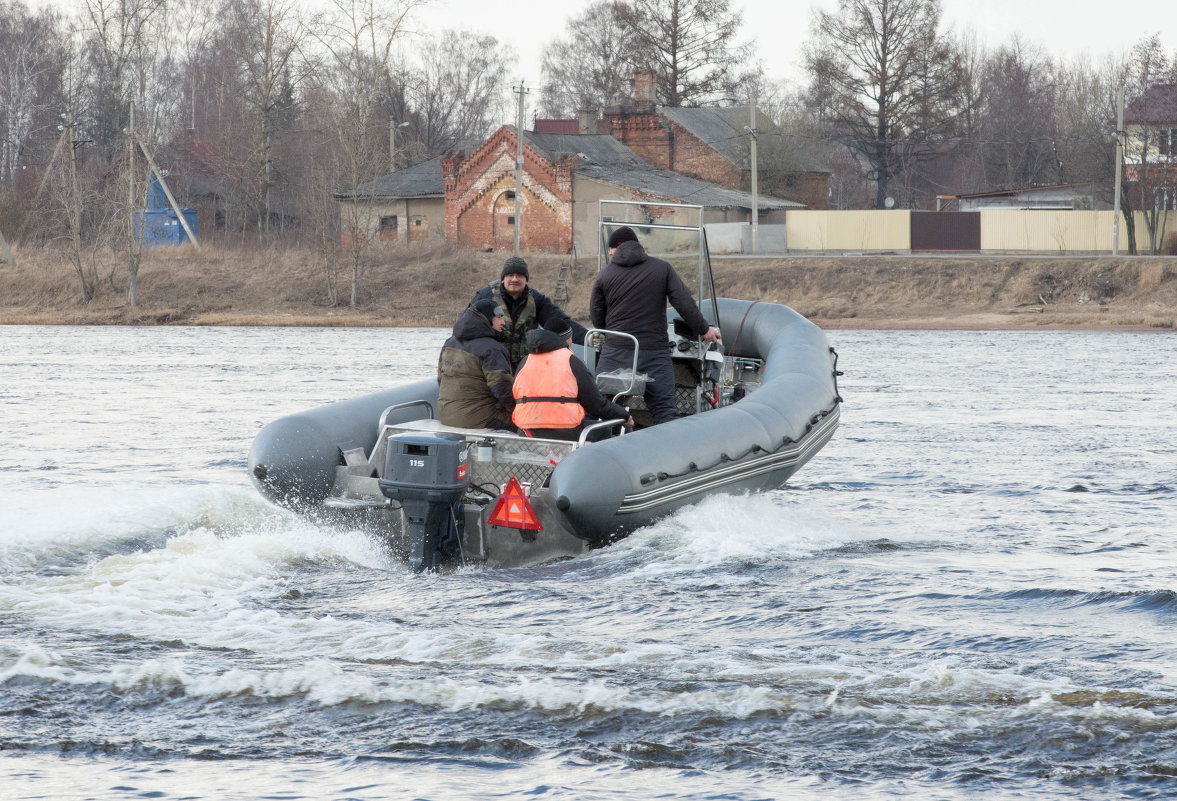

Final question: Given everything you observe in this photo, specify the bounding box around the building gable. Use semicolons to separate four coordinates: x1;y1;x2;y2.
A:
443;126;576;252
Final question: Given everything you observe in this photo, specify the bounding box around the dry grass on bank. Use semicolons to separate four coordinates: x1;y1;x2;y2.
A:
1;241;1176;330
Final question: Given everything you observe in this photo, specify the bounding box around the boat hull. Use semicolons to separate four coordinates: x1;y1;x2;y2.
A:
248;299;841;564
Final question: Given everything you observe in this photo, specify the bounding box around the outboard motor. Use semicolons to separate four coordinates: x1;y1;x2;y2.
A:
378;433;468;572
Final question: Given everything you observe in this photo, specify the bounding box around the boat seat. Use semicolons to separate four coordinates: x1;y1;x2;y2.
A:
381;417;527;439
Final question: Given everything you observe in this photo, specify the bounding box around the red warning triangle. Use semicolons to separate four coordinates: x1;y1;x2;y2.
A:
488;476;543;531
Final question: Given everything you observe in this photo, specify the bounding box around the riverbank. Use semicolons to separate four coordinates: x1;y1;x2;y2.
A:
2;243;1175;330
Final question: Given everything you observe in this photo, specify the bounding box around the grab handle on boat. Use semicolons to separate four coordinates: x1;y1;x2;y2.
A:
584;328;641;397
378;399;436;431
578;418;630;445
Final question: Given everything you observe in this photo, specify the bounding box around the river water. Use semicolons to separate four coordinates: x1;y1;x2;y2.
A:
2;324;1176;800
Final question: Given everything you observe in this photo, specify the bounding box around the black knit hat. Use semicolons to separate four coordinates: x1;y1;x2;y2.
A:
607;226;638;249
473;298;505;320
543;318;573;340
501;256;529;280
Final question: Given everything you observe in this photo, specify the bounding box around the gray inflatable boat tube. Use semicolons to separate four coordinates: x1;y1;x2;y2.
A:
249;378;438;511
547;299;840;544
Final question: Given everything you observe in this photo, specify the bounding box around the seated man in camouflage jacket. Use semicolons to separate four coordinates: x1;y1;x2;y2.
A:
437;299;516;431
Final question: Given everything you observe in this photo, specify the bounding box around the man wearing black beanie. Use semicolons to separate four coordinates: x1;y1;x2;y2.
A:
469;255;585;370
591;226;721;425
501;256;529;280
606;226;638;249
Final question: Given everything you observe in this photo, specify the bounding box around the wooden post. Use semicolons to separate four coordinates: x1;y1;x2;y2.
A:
0;226;12;266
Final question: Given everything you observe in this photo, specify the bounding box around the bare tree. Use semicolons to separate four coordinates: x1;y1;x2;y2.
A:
748;82;845;207
538;1;637;118
39;116;93;300
167;2;257;245
614;0;751;107
977;37;1060;190
77;0;180;306
0;2;67;187
307;0;421;306
937;30;990;195
410;28;512;157
805;0;958;208
1053;55;1119;192
79;0;165;158
220;0;303;235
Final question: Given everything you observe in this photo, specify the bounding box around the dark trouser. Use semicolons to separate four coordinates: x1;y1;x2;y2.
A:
485;416;519;433
597;345;677;425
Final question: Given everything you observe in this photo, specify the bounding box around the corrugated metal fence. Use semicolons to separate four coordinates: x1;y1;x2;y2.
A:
778;210;1161;254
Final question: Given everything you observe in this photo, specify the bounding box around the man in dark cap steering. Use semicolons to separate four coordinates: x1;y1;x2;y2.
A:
590;226;720;425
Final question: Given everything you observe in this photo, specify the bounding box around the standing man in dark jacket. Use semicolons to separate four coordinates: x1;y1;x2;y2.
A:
512;319;633;441
437;299;516;431
470;256;585;370
589;226;721;425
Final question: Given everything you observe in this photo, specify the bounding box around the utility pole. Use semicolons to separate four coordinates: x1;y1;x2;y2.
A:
1113;88;1124;256
747;97;759;254
51;112;92;302
513;81;528;256
134;136;200;250
127;100;139;307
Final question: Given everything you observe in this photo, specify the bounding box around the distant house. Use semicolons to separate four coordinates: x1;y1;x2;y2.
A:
339;72;816;253
936;183;1111;211
335;156;446;245
440;124;800;253
596;71;831;209
1124;83;1177;212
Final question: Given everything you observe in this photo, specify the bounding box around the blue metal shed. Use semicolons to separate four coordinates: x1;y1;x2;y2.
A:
136;174;197;247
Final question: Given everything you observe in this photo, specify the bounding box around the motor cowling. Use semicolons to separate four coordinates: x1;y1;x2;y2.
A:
378;433;469;572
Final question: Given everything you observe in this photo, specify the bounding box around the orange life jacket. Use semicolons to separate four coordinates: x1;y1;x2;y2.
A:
512;349;585;430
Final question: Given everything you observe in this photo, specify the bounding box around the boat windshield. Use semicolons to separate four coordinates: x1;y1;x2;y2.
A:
597;200;719;328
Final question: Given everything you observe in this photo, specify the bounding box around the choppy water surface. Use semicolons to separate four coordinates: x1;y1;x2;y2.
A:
2;325;1176;800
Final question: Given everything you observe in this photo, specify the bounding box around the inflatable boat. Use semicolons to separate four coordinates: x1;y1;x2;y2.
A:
248;202;842;569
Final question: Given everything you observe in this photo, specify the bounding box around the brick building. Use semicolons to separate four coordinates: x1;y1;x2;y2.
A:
597;72;830;210
440;125;800;254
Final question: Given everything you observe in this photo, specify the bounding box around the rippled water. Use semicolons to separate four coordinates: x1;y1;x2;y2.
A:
2;325;1176;800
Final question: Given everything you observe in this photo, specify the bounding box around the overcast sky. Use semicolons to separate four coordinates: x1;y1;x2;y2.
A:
411;0;1165;98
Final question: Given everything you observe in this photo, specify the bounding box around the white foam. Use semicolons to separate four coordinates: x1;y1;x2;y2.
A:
0;484;284;570
589;491;875;581
6;648;1170;734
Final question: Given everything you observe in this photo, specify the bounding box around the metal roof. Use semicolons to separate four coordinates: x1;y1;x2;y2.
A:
947;182;1102;200
524;131;647;166
657;105;829;174
658;105;756;169
577;162;803;211
1125;83;1177;124
336;156;444;200
526;130;801;209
